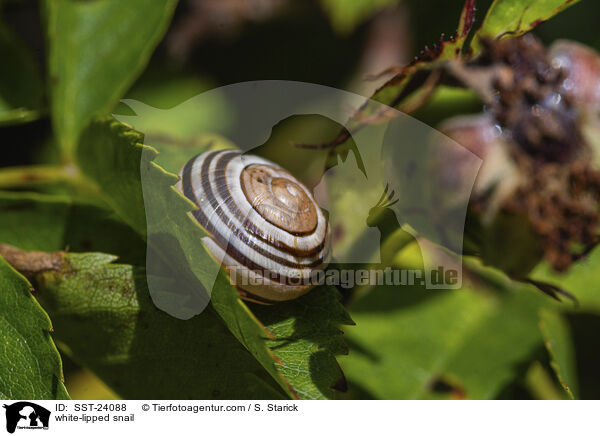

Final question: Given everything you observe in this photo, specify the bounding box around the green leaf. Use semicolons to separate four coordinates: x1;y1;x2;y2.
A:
253;289;354;398
76;116;354;399
32;251;285;399
114;93;235;174
0;256;69;399
0;18;44;125
115;78;231;147
368;0;476;107
339;265;551;399
76;119;150;236
218;286;354;399
340;285;490;399
525;361;568;400
77;118;224;316
531;248;600;314
45;0;178;157
475;0;581;47
0;191;145;265
539;309;578;399
441;289;549;399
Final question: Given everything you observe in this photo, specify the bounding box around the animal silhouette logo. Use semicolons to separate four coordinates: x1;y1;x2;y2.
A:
114;80;481;318
2;402;50;433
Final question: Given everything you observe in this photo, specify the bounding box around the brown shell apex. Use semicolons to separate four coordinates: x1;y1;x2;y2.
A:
240;164;318;235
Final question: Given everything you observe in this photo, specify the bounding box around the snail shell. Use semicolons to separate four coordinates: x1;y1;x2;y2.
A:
177;150;330;302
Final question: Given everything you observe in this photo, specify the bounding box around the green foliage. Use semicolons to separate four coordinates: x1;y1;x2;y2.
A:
0;256;69;399
532;247;600;314
441;288;548;399
33;252;285;399
0;192;145;264
45;0;178;157
216;286;354;399
0;0;593;401
341;286;492;399
539;309;578;399
339;272;555;399
476;0;582;45
76;119;150;237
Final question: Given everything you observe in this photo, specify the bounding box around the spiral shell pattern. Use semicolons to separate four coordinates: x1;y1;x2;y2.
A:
177;150;330;302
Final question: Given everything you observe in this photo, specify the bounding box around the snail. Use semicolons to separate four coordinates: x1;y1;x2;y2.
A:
177;149;330;303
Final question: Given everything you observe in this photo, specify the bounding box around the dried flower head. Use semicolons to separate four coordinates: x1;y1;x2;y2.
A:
443;35;600;274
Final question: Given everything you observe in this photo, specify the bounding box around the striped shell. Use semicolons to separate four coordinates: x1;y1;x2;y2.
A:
177;150;330;302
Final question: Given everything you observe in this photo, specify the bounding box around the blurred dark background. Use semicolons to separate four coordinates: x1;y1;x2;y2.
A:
4;0;600;168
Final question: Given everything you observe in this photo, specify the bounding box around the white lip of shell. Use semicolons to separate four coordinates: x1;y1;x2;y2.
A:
189;151;329;278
